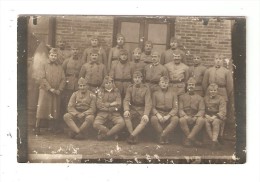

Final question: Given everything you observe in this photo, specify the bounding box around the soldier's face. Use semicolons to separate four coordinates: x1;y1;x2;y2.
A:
78;84;87;91
159;80;169;89
91;39;98;47
173;54;181;64
214;57;223;67
49;53;58;62
193;56;201;65
144;43;153;52
117;37;125;46
133;51;141;60
119;54;128;62
72;48;79;56
170;41;178;49
187;83;195;92
209;88;218;97
90;53;99;62
58;41;65;49
152;54;160;64
133;76;142;84
104;81;113;90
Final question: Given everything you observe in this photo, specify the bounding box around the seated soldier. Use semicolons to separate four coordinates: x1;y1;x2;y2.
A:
179;77;205;147
93;76;125;140
123;71;152;144
63;77;96;140
151;76;179;144
204;83;226;150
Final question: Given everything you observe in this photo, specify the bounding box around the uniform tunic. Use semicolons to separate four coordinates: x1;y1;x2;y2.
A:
82;47;107;66
165;62;189;96
140;52;152;65
188;64;207;96
57;49;71;65
202;66;233;101
36;60;65;119
204;95;226;120
132;60;146;75
108;46;131;71
160;48;186;65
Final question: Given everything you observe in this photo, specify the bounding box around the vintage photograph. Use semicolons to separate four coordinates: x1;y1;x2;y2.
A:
17;15;246;163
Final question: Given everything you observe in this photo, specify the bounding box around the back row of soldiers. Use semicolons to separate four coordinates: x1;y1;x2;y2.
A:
35;34;233;150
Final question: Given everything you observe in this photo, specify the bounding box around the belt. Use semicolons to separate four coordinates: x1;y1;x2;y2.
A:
114;78;132;82
156;107;171;112
131;103;145;107
146;80;159;84
88;83;100;87
170;79;184;84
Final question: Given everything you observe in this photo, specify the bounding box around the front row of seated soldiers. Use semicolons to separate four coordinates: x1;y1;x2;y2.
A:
62;72;226;150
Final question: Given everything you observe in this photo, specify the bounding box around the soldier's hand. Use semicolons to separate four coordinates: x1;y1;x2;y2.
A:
124;111;130;118
184;115;190;121
77;113;85;119
156;113;164;123
49;88;55;93
163;115;171;122
110;101;118;107
54;90;61;95
142;115;149;123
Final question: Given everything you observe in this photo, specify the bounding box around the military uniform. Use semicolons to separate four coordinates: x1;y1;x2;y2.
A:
132;59;146;75
82;47;107;65
188;64;207;96
57;49;71;65
161;48;186;65
79;62;107;93
140;52;153;65
144;64;168;93
63;83;96;139
165;61;189;96
151;87;179;143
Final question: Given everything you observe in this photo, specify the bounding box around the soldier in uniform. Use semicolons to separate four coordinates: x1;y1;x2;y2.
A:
179;77;205;147
109;49;134;98
93;76;125;140
165;50;189;96
151;76;179;144
204;83;226;150
140;40;153;65
161;37;186;65
79;49;107;94
131;47;146;74
63;78;96;140
35;48;66;135
124;71;152;144
144;51;168;93
56;39;71;65
82;35;107;66
107;33;130;71
188;55;207;96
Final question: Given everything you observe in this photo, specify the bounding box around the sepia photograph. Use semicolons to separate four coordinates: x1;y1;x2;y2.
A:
17;15;246;164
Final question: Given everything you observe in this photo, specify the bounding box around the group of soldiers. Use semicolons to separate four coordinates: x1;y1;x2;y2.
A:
34;33;233;150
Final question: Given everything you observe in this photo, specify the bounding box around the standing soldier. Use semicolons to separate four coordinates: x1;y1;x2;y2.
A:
165;50;189;96
131;47;146;74
35;48;66;135
93;76;125;140
63;78;96;140
140;40;153;65
144;51;168;93
179;77;205;147
109;49;134;98
161;37;186;65
108;33;130;71
188;55;207;96
82;35;107;66
56;39;71;65
151;76;179;144
79;49;107;93
204;83;226;150
123;71;152;144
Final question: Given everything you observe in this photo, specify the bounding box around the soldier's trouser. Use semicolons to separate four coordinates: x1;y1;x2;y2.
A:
93;114;125;137
151;115;179;137
205;118;223;142
64;113;94;134
179;117;205;139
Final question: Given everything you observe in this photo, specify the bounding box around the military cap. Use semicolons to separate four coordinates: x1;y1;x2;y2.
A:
214;54;224;59
160;76;170;83
90;35;99;40
116;33;125;39
78;77;87;85
119;49;128;56
144;40;153;46
187;77;197;84
208;83;218;90
172;49;183;56
89;49;100;55
193;55;201;59
49;48;58;54
133;71;143;77
133;47;142;54
170;36;179;43
70;43;79;49
103;76;114;83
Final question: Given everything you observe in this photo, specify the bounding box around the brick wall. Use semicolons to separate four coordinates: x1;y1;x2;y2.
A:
55;16;114;56
175;17;232;67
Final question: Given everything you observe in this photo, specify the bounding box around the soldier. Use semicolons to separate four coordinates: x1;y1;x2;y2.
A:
161;37;186;65
107;33;130;71
151;76;179;144
123;71;152;144
140;40;153;65
144;51;168;93
188;55;207;96
179;77;205;147
165;50;189;96
63;78;96;140
79;49;107;93
82;35;107;66
204;83;226;150
56;39;71;65
93;76;125;140
35;48;66;135
109;49;134;98
131;47;146;74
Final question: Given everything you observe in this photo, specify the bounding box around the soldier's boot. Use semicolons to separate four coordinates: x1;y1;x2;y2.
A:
68;131;77;139
127;134;135;144
212;119;221;144
183;138;193;147
74;132;85;140
34;127;41;136
211;141;221;150
159;135;166;145
190;137;203;147
218;136;225;145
